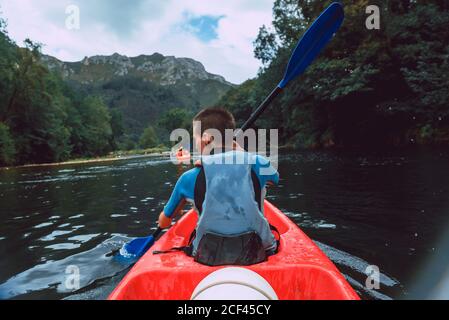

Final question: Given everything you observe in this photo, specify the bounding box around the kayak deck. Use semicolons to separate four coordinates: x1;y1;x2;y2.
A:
109;201;360;300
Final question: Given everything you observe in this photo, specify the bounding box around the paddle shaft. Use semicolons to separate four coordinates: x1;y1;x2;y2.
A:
234;86;283;139
153;227;163;239
136;227;163;256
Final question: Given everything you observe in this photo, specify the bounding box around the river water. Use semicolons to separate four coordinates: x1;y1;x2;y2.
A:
1;148;449;300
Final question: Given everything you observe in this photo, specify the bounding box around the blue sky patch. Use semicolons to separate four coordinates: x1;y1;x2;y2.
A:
184;14;225;42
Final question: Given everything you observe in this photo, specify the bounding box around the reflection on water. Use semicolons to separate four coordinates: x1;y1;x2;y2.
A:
315;241;399;300
1;148;449;299
0;236;131;300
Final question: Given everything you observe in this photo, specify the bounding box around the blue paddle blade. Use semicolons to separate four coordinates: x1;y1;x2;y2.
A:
123;235;155;258
278;2;345;89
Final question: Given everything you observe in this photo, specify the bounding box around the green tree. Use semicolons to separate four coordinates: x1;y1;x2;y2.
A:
0;16;121;166
388;4;449;122
157;108;192;144
0;123;15;166
109;108;124;149
1;39;71;163
220;0;449;148
74;96;113;156
218;79;259;127
118;136;137;151
139;126;158;149
158;108;191;132
0;18;17;120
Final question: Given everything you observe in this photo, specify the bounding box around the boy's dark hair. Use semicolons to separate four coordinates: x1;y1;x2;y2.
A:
193;108;236;143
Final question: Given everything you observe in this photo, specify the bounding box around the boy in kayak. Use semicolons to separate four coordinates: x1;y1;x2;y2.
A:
158;108;279;265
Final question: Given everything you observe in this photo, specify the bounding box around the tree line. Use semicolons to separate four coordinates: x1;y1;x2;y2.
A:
0;18;115;166
0;17;193;167
218;0;449;148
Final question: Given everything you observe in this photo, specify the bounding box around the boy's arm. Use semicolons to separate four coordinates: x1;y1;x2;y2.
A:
159;199;187;228
158;168;199;229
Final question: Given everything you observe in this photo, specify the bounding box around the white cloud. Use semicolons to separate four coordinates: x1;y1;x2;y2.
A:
0;0;274;84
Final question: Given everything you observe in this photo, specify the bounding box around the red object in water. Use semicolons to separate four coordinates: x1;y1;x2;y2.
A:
175;150;191;162
109;201;360;300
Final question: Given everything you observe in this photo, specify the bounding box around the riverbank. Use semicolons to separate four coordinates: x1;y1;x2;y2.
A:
0;147;171;171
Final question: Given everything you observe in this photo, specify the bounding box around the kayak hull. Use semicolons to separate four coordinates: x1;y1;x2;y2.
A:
109;201;360;300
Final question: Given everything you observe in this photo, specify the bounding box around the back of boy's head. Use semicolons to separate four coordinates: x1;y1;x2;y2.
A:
193;108;236;145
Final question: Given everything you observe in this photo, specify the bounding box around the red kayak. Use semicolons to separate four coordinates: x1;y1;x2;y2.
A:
109;201;360;300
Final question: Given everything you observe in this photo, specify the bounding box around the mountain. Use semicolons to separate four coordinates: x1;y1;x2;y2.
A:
41;53;235;140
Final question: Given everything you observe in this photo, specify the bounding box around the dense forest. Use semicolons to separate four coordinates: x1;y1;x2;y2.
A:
0;17;193;167
0;21;114;166
219;0;449;148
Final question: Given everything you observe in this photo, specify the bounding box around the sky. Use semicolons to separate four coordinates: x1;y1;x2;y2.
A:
0;0;275;84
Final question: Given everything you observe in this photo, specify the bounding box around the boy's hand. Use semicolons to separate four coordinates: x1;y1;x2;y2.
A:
158;212;172;229
158;199;188;229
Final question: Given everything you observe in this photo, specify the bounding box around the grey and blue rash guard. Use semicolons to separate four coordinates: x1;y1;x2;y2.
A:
163;151;279;253
164;153;279;217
